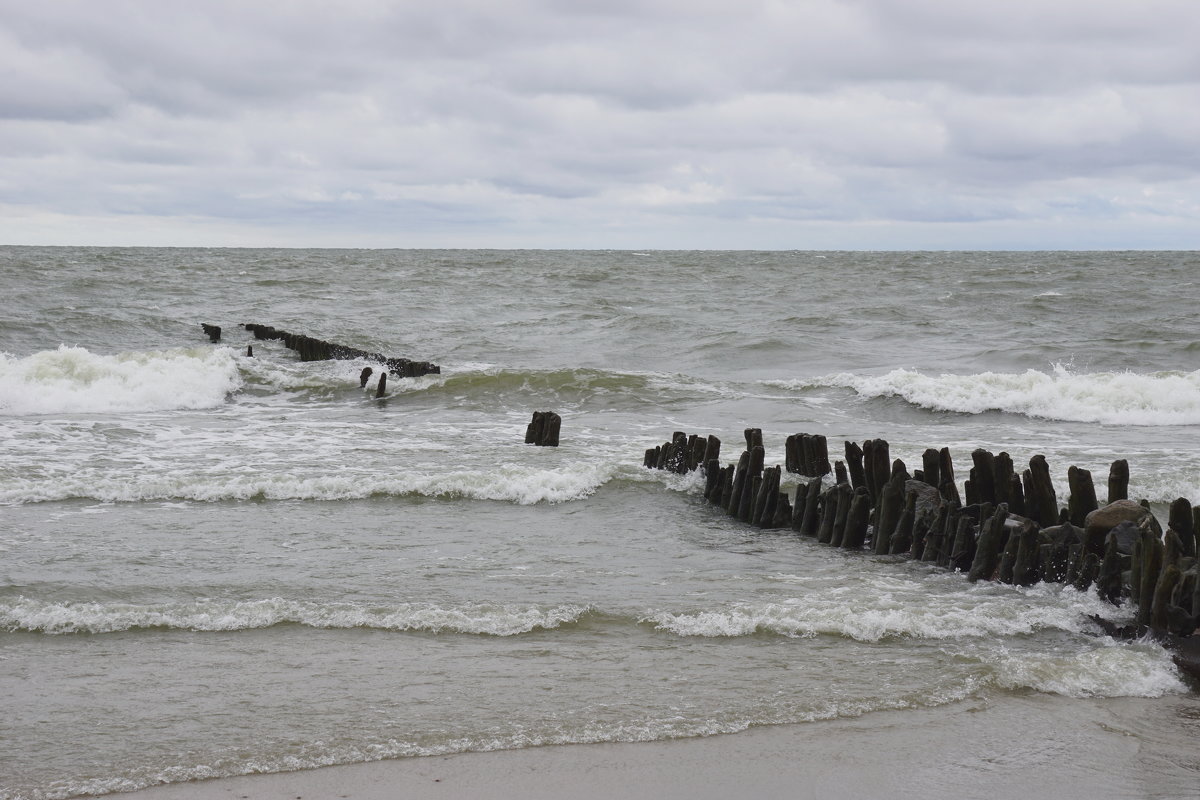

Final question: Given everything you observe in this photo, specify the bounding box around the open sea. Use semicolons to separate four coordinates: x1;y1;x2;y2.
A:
2;247;1200;799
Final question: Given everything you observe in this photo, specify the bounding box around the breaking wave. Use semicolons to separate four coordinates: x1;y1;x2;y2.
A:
782;365;1200;425
0;346;241;415
0;461;625;505
0;597;592;636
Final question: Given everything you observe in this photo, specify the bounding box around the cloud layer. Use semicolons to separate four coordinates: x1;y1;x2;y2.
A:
2;0;1198;247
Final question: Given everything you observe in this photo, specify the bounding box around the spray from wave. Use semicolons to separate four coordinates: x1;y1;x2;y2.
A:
0;346;241;415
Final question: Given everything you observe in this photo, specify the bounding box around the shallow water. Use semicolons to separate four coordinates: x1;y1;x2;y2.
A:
2;248;1198;798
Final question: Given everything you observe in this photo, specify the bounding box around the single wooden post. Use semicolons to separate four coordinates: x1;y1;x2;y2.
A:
1108;459;1129;503
360;367;373;387
1067;466;1099;528
845;441;865;492
524;411;561;446
1026;455;1058;528
375;372;388;398
968;505;1009;582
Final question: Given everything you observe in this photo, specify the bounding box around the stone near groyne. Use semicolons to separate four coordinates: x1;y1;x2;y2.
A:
525;411;561;447
201;323;221;342
641;427;1200;676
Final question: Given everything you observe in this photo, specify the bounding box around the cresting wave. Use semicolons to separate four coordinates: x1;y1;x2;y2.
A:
773;365;1200;425
642;581;1123;642
0;461;629;505
0;346;241;415
0;586;1153;646
0;598;592;636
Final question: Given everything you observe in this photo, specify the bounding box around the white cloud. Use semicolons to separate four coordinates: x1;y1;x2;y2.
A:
0;0;1197;247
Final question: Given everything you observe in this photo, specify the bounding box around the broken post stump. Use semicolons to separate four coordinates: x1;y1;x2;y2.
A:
525;411;561;447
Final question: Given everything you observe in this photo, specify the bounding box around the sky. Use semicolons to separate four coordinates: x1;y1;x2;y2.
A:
1;0;1198;249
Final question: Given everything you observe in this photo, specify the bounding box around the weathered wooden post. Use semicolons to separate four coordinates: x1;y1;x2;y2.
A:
845;441;866;492
968;504;1009;582
841;487;872;550
1108;459;1129;503
375;372;388;397
525;411;561;446
1169;498;1196;558
889;489;918;555
1067;466;1099;528
971;449;997;505
873;472;906;555
360;367;373;388
817;485;840;544
1026;455;1058;528
738;446;765;522
799;478;823;537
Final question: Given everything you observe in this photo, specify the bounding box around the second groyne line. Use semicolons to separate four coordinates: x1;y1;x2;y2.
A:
645;428;1200;676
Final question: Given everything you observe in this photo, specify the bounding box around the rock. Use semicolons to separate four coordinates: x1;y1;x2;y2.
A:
1084;500;1152;556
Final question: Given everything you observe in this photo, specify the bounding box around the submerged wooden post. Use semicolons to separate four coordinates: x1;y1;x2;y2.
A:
525;411;561;446
360;367;373;388
375;372;388;398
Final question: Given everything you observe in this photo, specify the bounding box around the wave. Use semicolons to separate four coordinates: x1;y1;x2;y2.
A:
983;638;1183;698
0;461;627;505
641;582;1116;642
0;597;591;636
0;346;241;415
781;365;1200;425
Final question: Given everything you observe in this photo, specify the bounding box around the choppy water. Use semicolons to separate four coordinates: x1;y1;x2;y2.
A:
2;247;1199;798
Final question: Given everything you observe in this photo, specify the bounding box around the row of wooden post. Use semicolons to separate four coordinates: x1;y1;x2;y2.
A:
644;429;1200;660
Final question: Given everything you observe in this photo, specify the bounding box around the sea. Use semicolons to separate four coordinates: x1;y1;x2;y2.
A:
2;247;1199;799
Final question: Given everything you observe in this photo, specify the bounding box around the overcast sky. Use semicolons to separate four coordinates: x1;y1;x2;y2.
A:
2;0;1198;249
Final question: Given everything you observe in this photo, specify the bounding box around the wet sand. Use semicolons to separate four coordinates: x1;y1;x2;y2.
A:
116;691;1200;800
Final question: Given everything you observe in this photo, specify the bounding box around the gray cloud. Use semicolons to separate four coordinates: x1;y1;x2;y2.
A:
0;0;1197;247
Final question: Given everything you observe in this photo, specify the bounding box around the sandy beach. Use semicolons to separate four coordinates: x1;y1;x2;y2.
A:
116;692;1200;800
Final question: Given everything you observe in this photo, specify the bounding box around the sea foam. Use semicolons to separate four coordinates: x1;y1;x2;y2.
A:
0;461;623;505
0;597;591;636
0;346;241;415
796;365;1200;425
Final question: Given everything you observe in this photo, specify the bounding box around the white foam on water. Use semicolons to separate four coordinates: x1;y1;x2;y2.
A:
790;364;1200;425
0;597;591;636
983;638;1185;698
643;580;1118;642
0;460;623;505
0;346;241;415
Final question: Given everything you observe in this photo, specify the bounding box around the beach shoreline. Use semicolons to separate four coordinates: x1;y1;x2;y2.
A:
114;691;1200;800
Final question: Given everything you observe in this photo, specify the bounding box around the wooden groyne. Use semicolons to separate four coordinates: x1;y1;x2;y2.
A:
237;323;441;377
646;429;1200;676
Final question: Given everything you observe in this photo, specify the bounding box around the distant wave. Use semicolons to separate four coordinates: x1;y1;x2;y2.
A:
0;461;628;505
0;597;591;636
775;365;1200;425
0;346;241;415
